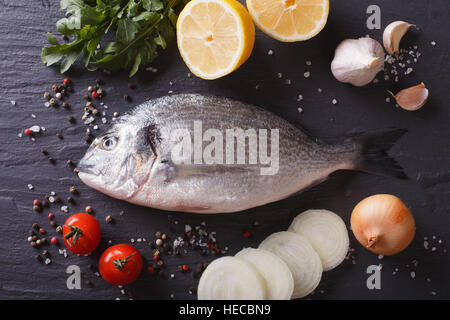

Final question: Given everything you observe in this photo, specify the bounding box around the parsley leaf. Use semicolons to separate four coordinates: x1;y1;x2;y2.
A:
42;0;186;77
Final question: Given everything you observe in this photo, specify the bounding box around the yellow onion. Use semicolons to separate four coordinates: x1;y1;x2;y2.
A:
351;194;415;255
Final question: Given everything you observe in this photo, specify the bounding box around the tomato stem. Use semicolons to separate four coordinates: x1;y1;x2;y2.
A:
113;252;136;271
64;225;83;247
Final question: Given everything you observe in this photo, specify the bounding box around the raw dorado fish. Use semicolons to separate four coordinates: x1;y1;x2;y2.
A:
77;94;406;213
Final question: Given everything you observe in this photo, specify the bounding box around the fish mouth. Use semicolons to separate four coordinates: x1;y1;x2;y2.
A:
76;164;100;176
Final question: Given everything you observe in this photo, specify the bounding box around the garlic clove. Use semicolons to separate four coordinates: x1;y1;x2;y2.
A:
383;21;415;55
388;82;429;111
331;37;385;87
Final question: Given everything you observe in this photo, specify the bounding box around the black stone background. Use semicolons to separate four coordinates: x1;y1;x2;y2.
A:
0;0;449;299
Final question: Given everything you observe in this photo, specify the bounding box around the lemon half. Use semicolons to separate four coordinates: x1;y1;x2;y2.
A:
246;0;329;42
177;0;255;80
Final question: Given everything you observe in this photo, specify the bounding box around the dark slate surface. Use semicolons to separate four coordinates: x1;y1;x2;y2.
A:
0;0;449;300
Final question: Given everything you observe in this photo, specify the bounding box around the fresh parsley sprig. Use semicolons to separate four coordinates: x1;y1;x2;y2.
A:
42;0;187;77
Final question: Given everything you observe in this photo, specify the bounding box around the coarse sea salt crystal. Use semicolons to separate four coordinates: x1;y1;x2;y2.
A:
304;71;310;78
29;125;41;133
27;184;34;190
101;117;107;124
267;49;273;55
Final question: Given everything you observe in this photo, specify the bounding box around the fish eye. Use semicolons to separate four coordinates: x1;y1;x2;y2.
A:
100;136;118;151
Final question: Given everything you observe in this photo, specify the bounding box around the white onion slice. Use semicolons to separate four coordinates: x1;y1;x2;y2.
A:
259;231;322;299
288;209;349;271
197;256;267;300
236;248;294;300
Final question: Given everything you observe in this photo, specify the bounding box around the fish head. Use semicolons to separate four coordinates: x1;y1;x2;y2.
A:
77;119;159;200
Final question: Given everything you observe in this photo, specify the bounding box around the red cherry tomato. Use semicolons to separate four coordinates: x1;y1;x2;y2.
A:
99;244;143;286
63;213;100;255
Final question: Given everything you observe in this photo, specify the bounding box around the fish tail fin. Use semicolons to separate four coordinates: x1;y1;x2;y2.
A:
354;128;408;179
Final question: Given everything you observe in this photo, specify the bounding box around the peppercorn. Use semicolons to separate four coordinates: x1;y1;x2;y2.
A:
158;270;164;277
31;241;37;248
51;84;57;91
62;35;68;41
67;197;75;204
48;157;55;164
24;128;31;136
147;266;155;274
31;235;38;242
50;221;57;228
88;264;96;271
73;168;79;174
85;206;93;213
113;112;119;117
92;108;99;115
48;212;54;220
243;231;251;238
35;254;43;262
66;159;74;166
53;196;61;203
39;228;46;235
69;186;78;194
88;86;93;92
161;234;167;240
92;91;99;99
182;264;189;272
41;149;49;155
33;199;41;206
33;205;41;212
56;225;63;233
105;215;113;223
55;92;62;100
60;88;66;96
155;231;162;238
157;260;164;267
51;237;58;245
68;116;75;123
96;88;104;96
86;280;93;286
123;94;131;102
35;239;41;246
63;78;70;85
156;239;163;246
42;250;50;258
44;92;51;100
95;78;103;84
40;238;47;244
62;102;70;110
127;83;135;89
49;98;56;106
56;133;63;139
83;94;90;100
42;201;49;208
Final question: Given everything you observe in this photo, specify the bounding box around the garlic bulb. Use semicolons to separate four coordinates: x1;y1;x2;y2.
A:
331;37;385;87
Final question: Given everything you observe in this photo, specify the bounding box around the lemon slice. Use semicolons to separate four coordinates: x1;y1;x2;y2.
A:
246;0;329;42
177;0;255;79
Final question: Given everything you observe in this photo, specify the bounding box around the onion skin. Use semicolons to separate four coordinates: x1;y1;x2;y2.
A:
351;194;415;255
